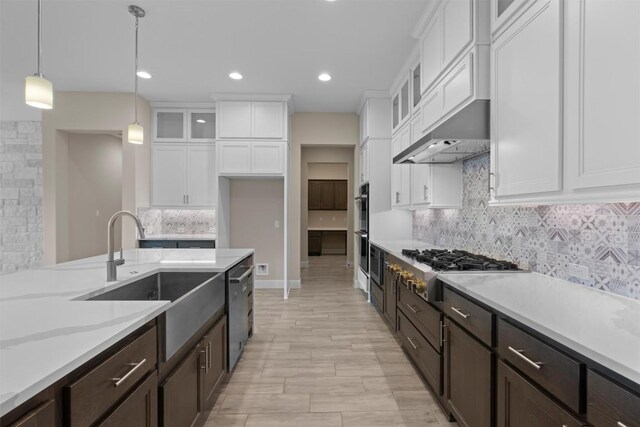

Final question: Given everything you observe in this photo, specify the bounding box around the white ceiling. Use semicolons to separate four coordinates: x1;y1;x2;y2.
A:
1;0;428;114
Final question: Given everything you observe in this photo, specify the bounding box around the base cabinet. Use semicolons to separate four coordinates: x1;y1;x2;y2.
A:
383;268;397;331
99;373;158;427
497;361;584;427
444;319;492;427
201;317;227;406
9;400;56;427
160;345;203;427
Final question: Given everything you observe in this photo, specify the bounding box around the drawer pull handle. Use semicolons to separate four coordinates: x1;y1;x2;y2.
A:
451;306;470;319
406;303;418;314
617;423;628;427
508;346;543;370
406;336;418;350
112;359;146;387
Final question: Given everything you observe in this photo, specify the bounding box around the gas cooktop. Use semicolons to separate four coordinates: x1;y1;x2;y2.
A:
401;248;520;272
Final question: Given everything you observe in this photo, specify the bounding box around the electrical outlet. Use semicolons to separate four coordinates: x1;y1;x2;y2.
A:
256;264;269;276
568;263;590;280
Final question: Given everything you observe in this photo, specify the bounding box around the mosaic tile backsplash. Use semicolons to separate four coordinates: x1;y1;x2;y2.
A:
413;153;640;300
137;208;215;236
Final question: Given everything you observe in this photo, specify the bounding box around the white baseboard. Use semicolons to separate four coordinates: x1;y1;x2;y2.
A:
255;280;301;289
300;261;309;268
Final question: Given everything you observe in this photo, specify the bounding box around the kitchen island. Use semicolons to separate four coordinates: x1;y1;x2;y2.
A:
0;248;253;425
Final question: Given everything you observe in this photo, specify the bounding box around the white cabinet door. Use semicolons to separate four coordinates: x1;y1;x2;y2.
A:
218;141;251;174
420;87;444;133
410;109;424;144
218;101;252;138
188;109;216;142
421;14;442;93
154;109;187;142
152;145;187;206
565;0;640;190
251;142;284;175
359;100;368;145
441;51;474;115
251;102;285;139
411;164;431;207
359;142;370;184
491;0;562;197
442;0;474;69
391;128;412;207
186;146;216;206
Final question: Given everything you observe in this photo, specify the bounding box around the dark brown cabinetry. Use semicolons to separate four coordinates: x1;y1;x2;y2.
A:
307;230;347;256
397;283;441;351
308;180;348;210
497;361;584;427
9;400;56;427
308;231;322;256
160;344;202;427
498;319;582;413
201;317;227;406
443;288;493;346
383;269;397;331
444;319;492;427
587;370;640;427
65;326;157;427
98;373;158;427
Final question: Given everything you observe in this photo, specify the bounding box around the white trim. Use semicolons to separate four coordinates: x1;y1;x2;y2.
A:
255;280;301;289
150;101;216;109
358;91;392;113
411;0;441;39
210;93;295;114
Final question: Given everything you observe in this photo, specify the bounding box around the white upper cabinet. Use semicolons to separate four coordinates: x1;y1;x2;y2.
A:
491;0;562;198
359;96;392;144
152;145;216;207
391;124;412;207
359;141;370;184
392;74;412;133
565;0;640;192
411;163;463;209
420;0;489;94
188;109;216;142
251;102;285;139
412;64;422;111
490;0;532;36
153;108;215;143
217;141;285;177
154;109;187;142
217;101;287;140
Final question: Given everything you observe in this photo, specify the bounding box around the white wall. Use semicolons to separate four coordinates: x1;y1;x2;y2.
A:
66;133;122;261
229;179;284;281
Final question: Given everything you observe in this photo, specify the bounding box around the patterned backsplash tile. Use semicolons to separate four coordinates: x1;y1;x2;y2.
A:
413;153;640;299
137;208;216;235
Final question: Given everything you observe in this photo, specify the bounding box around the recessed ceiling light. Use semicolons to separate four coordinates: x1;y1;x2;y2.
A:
229;72;243;80
196;119;206;124
326;0;337;2
136;70;151;79
318;73;332;82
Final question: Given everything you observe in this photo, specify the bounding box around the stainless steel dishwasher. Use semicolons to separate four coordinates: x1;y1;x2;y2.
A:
228;260;254;370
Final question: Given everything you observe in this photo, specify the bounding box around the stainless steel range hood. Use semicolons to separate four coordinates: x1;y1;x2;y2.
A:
393;100;490;164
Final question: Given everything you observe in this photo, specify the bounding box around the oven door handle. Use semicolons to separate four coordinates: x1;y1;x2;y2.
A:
354;194;368;201
355;231;368;238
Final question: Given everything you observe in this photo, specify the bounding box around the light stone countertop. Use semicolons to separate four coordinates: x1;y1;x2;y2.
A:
308;227;348;231
438;272;640;388
138;233;216;241
0;248;253;417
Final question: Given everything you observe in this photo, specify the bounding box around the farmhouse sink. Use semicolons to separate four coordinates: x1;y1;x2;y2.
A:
88;272;226;361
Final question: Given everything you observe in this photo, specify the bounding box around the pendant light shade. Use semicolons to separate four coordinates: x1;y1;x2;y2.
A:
128;5;145;145
25;0;53;109
25;75;53;109
128;122;144;144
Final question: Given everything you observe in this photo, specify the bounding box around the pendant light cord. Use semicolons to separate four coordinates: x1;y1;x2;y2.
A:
37;0;42;76
134;15;139;124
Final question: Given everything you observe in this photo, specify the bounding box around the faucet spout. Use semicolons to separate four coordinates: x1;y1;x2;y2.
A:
106;210;145;281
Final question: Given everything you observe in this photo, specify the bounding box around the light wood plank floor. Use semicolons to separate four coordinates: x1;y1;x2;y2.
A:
204;255;457;427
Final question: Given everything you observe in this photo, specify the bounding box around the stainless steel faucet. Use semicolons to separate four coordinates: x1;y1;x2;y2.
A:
106;211;146;281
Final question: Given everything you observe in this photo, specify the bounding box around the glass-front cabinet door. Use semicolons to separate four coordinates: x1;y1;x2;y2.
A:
188;109;216;142
401;79;410;121
154;109;187;142
392;94;400;130
413;64;422;109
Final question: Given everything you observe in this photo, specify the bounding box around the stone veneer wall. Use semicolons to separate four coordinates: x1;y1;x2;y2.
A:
0;121;43;273
413;153;640;299
137;208;216;236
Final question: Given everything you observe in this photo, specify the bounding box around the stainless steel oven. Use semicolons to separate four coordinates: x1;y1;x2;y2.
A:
369;244;384;287
355;184;369;274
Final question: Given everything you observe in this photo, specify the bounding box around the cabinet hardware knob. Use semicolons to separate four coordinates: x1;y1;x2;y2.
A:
508;346;543;370
440;321;447;346
450;306;470;319
111;359;146;387
617;422;628;427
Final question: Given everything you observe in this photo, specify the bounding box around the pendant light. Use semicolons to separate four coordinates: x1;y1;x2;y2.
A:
25;0;53;109
127;5;145;145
